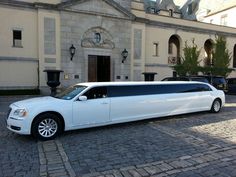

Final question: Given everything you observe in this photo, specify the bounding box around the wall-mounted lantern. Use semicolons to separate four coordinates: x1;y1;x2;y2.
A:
121;48;128;63
69;44;76;61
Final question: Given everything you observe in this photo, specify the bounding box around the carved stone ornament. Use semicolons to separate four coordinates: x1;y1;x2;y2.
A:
81;27;115;49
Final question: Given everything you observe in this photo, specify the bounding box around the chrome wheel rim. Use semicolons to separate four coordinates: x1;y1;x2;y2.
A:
214;101;221;112
38;118;58;138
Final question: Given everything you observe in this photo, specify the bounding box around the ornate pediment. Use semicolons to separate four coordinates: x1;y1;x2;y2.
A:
81;27;115;49
58;0;134;19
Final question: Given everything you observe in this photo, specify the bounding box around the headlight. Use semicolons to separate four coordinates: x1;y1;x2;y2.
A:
13;109;27;117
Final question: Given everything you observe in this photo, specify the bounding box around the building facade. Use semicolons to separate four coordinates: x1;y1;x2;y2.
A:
203;3;236;28
0;0;236;93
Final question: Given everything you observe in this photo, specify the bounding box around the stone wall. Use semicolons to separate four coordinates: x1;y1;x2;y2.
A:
44;18;56;55
60;11;132;87
113;0;131;10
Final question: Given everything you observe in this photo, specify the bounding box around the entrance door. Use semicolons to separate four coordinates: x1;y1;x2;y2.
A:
88;55;110;82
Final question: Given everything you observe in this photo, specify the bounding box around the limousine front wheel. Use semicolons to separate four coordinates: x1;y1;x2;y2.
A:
211;99;221;113
32;113;62;140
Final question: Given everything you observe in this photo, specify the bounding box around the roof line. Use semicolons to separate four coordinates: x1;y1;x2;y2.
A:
0;0;135;19
205;5;236;17
57;0;135;19
135;16;236;37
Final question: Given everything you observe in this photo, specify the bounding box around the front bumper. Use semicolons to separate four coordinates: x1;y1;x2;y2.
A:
6;118;31;135
6;108;31;135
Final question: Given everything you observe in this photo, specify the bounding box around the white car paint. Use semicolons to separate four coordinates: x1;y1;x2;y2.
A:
6;81;225;136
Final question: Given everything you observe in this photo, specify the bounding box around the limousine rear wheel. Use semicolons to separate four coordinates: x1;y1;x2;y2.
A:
32;113;62;141
211;99;221;113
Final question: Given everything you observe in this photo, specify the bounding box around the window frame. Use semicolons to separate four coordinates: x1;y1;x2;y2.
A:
188;3;193;15
153;42;159;57
12;29;23;48
168;43;173;54
220;14;228;26
82;86;108;100
169;9;173;17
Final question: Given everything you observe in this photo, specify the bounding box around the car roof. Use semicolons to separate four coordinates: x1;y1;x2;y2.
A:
195;75;224;78
76;81;207;87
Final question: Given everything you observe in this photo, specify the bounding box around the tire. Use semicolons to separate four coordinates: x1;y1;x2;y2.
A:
32;113;62;141
210;99;221;113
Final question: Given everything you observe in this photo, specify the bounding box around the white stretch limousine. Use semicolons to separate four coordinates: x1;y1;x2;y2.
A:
7;82;225;140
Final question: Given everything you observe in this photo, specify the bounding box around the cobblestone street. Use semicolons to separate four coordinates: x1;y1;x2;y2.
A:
1;95;236;177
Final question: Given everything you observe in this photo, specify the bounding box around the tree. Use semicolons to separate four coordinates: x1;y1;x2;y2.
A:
173;39;201;76
211;36;232;77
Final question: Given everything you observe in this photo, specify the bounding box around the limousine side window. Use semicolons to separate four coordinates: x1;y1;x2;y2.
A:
55;85;87;100
173;84;212;93
83;87;107;100
109;84;212;97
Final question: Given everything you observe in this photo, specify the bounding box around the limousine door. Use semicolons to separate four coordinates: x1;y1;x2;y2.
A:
72;87;110;126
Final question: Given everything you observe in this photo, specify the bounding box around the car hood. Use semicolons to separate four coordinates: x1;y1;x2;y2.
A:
11;96;59;108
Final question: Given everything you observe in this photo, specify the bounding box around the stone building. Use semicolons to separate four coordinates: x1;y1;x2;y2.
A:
0;0;236;93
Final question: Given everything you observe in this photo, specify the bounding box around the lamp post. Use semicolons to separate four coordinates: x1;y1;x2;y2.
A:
69;44;76;61
121;48;128;63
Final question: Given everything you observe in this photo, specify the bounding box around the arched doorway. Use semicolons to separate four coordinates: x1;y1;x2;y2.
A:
204;39;214;66
168;35;181;65
233;44;236;68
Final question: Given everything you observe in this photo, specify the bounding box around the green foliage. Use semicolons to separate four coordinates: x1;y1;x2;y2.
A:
211;36;232;77
172;39;201;76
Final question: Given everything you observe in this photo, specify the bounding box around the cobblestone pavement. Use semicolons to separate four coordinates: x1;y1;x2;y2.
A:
1;95;236;177
0;96;39;177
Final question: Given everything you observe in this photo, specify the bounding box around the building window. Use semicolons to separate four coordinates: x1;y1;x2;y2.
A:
153;43;159;56
220;14;227;26
168;43;173;54
13;30;22;47
169;9;173;17
188;3;193;15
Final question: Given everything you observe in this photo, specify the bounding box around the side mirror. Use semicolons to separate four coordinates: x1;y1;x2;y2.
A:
78;96;87;101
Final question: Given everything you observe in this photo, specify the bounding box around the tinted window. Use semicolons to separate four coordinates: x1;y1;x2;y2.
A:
83;87;107;100
178;78;190;81
55;85;87;100
109;85;157;97
228;79;236;84
160;84;211;93
213;77;226;84
108;84;211;97
190;77;209;83
162;77;189;81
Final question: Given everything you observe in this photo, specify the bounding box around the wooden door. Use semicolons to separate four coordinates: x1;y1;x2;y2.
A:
88;55;97;82
97;56;110;82
88;55;110;82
